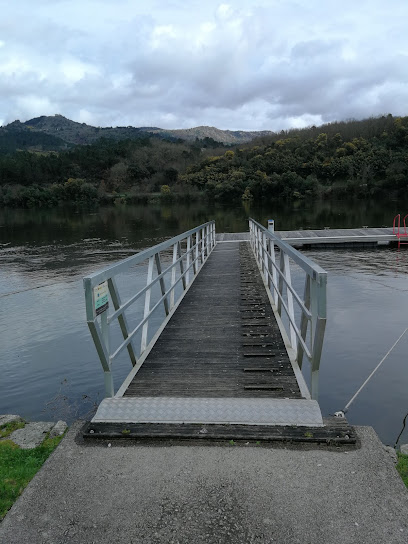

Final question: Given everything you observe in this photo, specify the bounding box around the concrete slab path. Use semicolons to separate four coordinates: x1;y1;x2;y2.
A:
1;422;407;544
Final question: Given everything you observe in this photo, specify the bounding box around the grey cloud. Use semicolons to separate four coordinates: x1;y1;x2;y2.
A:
0;0;408;131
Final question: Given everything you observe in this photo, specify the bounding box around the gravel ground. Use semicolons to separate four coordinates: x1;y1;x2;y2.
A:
0;423;407;544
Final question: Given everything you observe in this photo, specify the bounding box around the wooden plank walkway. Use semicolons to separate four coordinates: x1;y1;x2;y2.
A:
124;241;300;399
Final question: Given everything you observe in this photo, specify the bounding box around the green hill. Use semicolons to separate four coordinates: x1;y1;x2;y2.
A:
182;114;408;201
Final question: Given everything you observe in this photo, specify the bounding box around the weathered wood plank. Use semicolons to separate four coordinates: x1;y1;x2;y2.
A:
124;241;301;399
83;419;357;446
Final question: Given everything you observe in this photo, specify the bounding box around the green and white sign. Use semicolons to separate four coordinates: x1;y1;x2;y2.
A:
94;281;109;316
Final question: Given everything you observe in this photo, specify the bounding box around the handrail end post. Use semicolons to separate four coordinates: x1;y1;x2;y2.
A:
104;370;114;398
311;370;319;401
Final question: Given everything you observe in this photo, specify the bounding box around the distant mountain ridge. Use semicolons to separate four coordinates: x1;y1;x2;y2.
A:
2;115;274;147
140;125;274;144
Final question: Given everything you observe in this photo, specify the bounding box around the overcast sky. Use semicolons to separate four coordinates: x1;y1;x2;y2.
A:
1;0;407;131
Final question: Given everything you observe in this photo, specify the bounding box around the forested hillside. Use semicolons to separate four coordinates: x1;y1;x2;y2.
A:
0;114;407;207
0;123;69;154
0;136;225;207
182;114;408;200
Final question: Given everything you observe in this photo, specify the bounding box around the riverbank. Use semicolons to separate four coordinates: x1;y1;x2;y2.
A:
0;415;67;521
1;422;407;542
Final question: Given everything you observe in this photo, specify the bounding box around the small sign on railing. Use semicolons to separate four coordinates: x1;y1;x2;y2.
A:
94;281;109;316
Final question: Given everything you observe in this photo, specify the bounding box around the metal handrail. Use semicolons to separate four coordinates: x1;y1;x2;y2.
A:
84;221;216;397
249;218;327;400
393;214;408;248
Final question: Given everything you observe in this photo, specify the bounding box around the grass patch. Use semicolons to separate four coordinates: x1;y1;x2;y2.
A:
396;453;408;488
0;420;25;439
0;434;64;521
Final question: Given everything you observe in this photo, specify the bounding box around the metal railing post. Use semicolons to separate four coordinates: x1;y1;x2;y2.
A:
277;250;285;316
154;253;170;316
186;235;191;285
201;227;205;262
283;252;297;347
270;239;278;305
170;243;178;308
101;310;114;397
108;277;138;366
178;241;186;290
262;231;268;279
141;255;154;352
257;227;262;261
310;275;327;400
195;230;200;271
297;275;311;370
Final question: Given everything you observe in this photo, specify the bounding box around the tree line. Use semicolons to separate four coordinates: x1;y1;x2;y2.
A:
181;114;408;201
0;114;407;207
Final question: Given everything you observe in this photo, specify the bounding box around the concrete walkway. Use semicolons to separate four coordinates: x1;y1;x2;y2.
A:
0;422;407;544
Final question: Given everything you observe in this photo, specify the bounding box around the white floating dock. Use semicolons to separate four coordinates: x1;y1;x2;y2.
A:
276;227;396;248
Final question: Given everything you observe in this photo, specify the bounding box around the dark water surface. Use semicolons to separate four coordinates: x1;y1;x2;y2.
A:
1;199;408;446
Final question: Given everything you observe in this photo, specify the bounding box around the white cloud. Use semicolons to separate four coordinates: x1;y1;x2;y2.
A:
60;58;100;84
0;0;407;130
216;4;233;20
16;95;56;118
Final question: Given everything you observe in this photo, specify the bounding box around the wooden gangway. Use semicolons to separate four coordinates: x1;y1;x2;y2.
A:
83;220;355;443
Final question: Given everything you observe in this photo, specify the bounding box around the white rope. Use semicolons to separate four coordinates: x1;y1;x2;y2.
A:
335;327;408;417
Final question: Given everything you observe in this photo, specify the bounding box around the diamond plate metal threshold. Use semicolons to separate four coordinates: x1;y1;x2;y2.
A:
90;397;324;427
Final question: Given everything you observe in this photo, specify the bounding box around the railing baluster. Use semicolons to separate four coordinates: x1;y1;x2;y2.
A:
186;235;191;285
108;277;138;366
283;252;297;347
195;230;200;271
258;228;262;268
262;231;268;278
178;241;186;290
310;276;327;400
101;310;114;397
170;243;178;309
201;227;205;262
277;250;285;316
269;239;278;305
154;252;169;316
141;255;154;352
297;275;311;369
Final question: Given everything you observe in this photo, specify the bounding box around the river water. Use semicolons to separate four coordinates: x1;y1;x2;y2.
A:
1;199;408;446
